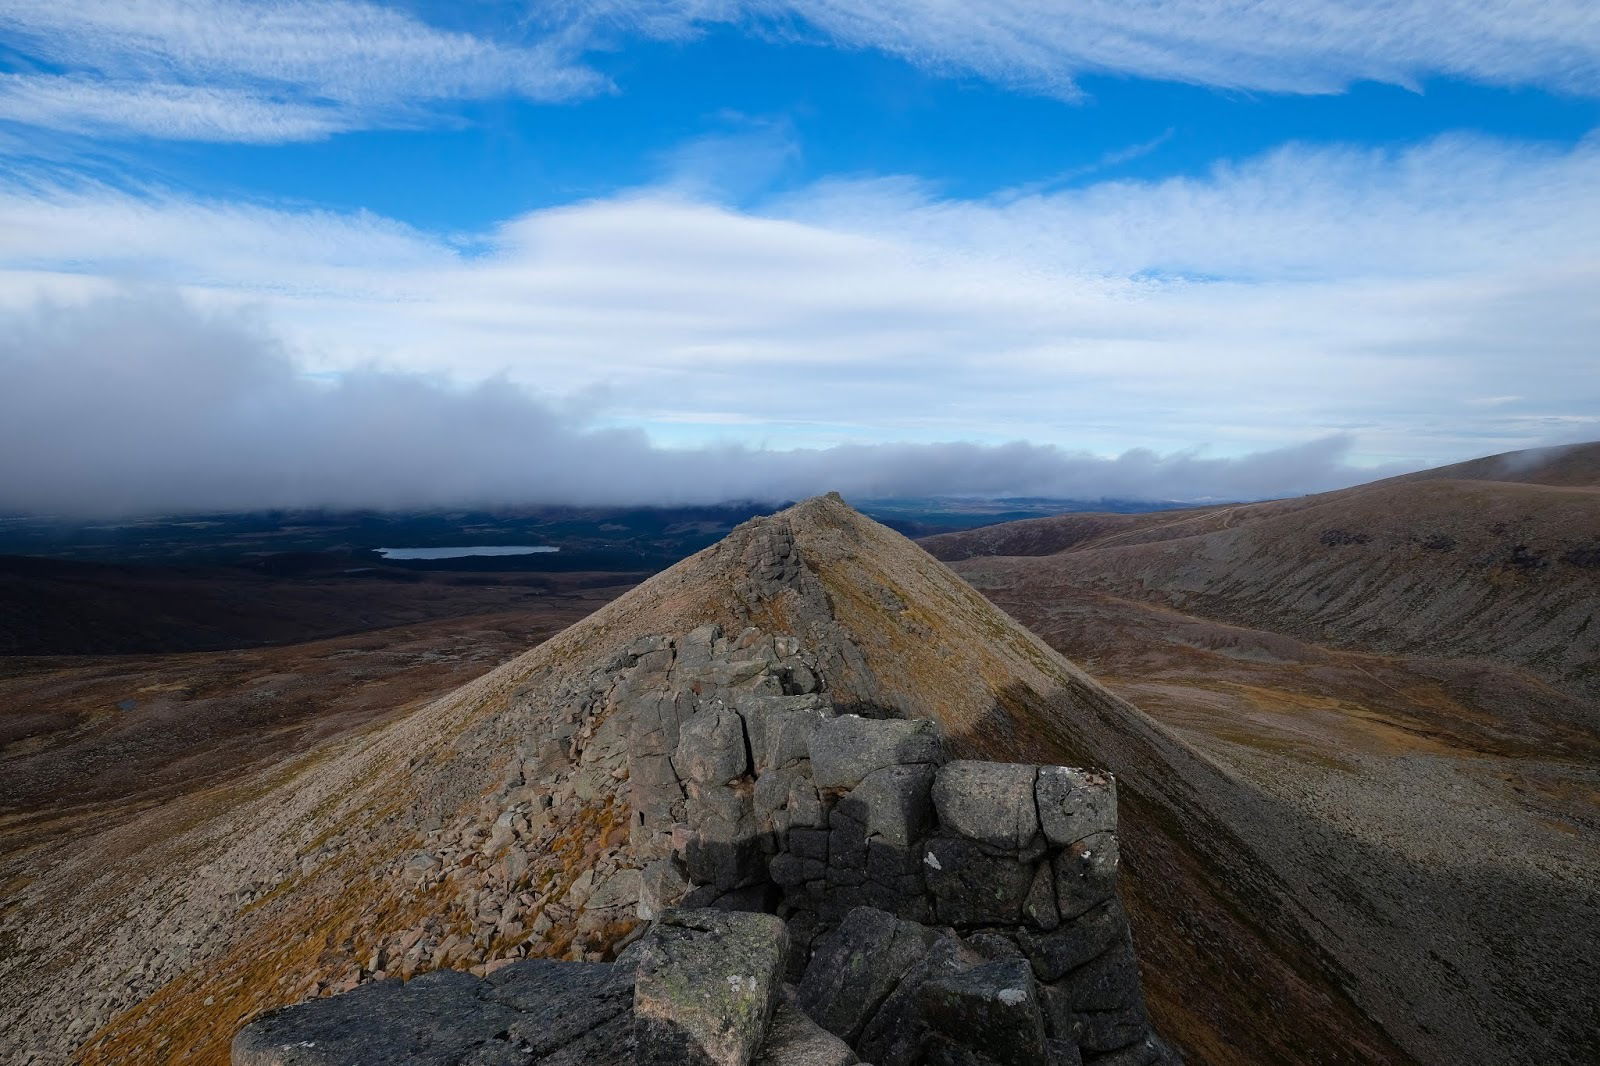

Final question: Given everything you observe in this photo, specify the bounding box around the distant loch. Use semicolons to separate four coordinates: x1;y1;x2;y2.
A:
376;545;560;560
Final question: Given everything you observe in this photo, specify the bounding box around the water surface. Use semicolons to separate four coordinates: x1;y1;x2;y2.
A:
376;545;560;560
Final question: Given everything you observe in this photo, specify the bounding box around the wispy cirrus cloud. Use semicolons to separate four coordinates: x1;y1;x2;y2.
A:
0;74;354;142
0;0;604;142
781;133;1600;280
653;0;1600;97
6;1;1600;145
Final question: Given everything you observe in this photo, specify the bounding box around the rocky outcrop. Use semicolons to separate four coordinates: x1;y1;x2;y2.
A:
232;633;1175;1065
632;908;788;1066
240;898;1170;1066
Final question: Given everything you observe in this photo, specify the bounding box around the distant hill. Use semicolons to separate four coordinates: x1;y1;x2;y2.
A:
0;497;1200;569
1390;440;1600;488
0;496;1204;656
925;442;1600;700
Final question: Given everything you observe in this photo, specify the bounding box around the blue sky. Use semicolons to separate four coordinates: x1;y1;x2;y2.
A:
32;19;1599;228
1;1;1598;511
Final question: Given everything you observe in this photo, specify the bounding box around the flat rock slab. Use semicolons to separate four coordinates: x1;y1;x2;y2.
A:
808;716;944;790
232;961;634;1066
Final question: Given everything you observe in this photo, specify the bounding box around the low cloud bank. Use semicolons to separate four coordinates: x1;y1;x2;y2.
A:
0;293;1406;516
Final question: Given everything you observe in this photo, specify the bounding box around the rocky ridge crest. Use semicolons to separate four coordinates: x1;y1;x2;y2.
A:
233;635;1176;1064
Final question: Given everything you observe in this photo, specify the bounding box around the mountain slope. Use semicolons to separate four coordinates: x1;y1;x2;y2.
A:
927;442;1600;701
922;447;1600;1065
1390;440;1600;488
927;440;1600;557
1;494;1415;1066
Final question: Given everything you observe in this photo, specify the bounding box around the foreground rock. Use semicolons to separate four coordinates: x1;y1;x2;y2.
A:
633;909;787;1066
234;703;1175;1066
233;959;635;1065
234;909;820;1066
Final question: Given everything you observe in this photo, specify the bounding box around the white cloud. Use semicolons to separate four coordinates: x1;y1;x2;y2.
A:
0;75;353;142
781;135;1600;280
659;0;1600;97
0;0;604;142
0;132;1596;478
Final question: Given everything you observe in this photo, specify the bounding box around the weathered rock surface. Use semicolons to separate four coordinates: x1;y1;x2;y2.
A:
810;715;944;791
232;961;634;1066
797;906;942;1043
633;909;787;1066
932;761;1042;853
919;958;1048;1066
752;999;859;1066
233;700;1173;1066
1036;768;1117;848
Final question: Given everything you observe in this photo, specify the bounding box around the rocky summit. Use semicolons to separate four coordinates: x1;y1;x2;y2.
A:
6;492;1566;1065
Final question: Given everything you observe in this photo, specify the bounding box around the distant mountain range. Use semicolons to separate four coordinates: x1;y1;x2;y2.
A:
0;497;1203;570
926;441;1600;700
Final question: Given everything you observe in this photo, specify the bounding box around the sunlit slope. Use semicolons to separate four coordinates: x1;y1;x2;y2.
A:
934;443;1600;702
1;494;1415;1066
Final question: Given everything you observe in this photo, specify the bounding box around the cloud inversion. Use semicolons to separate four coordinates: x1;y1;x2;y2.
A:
0;292;1408;516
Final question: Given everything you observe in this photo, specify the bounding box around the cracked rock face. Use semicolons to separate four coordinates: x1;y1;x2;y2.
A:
233;689;1177;1066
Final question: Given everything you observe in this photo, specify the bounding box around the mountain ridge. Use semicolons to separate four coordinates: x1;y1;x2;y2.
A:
925;443;1600;701
3;493;1404;1066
